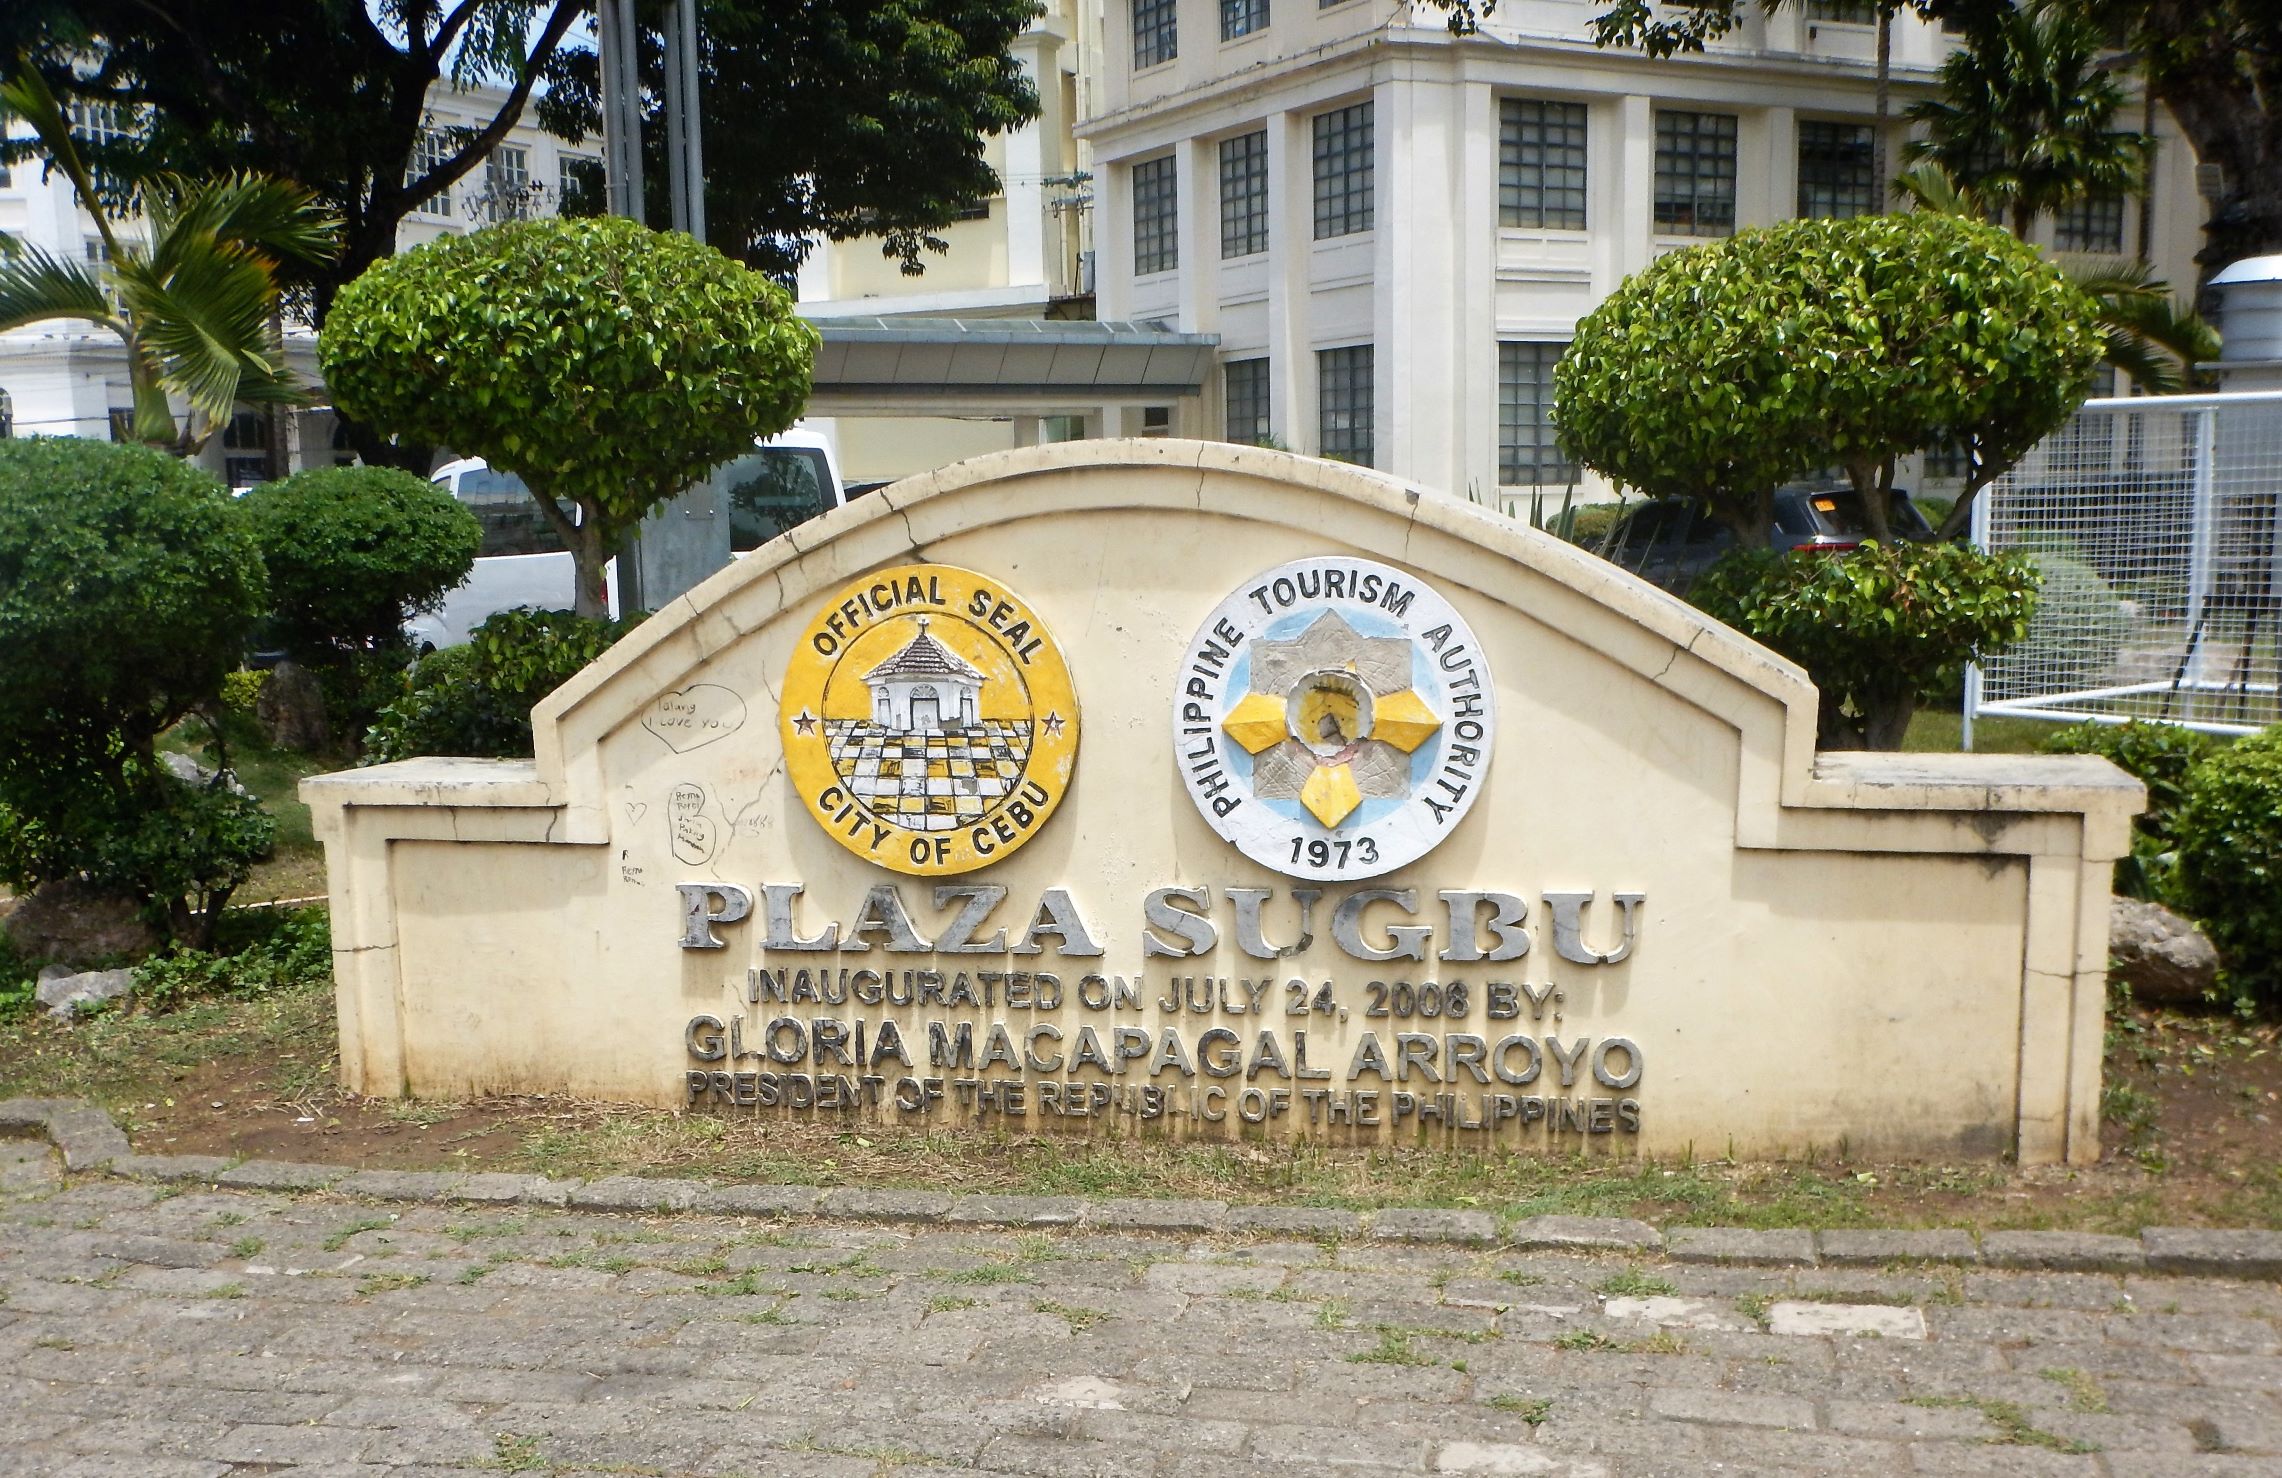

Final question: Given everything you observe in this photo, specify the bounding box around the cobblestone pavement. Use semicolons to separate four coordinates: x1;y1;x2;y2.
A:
3;1140;2280;1478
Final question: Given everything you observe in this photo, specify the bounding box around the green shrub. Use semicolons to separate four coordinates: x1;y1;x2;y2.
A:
238;465;479;656
365;609;643;761
1565;503;1629;547
220;670;266;717
2173;726;2282;1010
2042;720;2216;899
0;438;270;945
1691;541;2040;749
2009;548;2133;696
133;907;331;1013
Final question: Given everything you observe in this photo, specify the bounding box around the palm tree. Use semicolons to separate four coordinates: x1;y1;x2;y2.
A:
1902;0;2152;239
0;66;337;449
1895;162;2217;396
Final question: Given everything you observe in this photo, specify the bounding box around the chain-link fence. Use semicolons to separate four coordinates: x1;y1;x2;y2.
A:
1967;390;2282;737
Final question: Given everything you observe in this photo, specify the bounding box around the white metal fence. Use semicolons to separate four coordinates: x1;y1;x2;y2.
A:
1967;390;2282;737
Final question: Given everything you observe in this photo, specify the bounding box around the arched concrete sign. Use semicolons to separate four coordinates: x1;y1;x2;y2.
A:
305;442;2140;1164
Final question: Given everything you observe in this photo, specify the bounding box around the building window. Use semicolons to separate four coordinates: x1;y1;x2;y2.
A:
1499;99;1588;230
1653;110;1738;237
0;389;11;439
223;412;274;489
557;153;604;216
1312;102;1374;240
2054;195;2125;254
1132;155;1178;276
1225;359;1271;445
1134;0;1177;69
1318;345;1373;467
107;408;136;442
1797;120;1876;220
1219;131;1269;258
409;129;455;216
1807;0;1878;21
1499;342;1574;486
948;198;993;222
483;144;531;222
1222;0;1268;41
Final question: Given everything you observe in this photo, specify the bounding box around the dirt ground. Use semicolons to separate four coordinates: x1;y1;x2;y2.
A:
9;980;2275;1233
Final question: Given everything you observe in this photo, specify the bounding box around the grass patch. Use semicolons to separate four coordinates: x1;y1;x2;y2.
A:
357;1272;430;1295
1552;1329;1615;1352
1486;1395;1553;1424
924;1295;977;1315
1033;1299;1109;1333
928;1262;1031;1287
1348;1327;1437;1366
480;1433;546;1473
1595;1269;1678;1298
322;1216;394;1252
228;1236;262;1259
2039;1368;2109;1414
1909;1396;2100;1453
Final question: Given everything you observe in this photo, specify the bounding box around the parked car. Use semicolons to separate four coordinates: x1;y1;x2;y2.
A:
1598;482;1935;595
411;430;844;648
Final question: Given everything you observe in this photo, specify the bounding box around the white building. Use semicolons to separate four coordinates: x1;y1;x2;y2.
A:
0;85;595;485
1083;0;2208;510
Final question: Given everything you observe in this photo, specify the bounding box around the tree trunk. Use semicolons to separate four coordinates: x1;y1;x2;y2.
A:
1874;7;1893;213
571;521;612;620
2130;2;2282;287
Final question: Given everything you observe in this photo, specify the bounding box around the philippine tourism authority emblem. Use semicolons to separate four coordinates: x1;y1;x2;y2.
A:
1176;557;1495;881
781;565;1078;876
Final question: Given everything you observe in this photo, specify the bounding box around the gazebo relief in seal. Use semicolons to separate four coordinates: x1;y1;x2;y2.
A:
303;442;2143;1166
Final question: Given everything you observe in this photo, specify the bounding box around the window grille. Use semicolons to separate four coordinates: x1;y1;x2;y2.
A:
1807;0;1877;21
1499;342;1575;485
1222;0;1268;41
1499;100;1588;230
1225;359;1271;445
484;145;531;222
2054;194;2125;254
1132;155;1179;276
1219;131;1269;258
1797;120;1876;219
1318;345;1374;467
409;130;454;216
1135;0;1178;69
1653;110;1738;237
1312;102;1374;240
557;154;603;215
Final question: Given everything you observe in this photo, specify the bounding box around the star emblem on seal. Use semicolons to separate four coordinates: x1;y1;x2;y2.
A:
1218;612;1443;828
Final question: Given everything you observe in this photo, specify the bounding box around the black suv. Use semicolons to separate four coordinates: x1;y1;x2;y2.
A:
1598;484;1935;595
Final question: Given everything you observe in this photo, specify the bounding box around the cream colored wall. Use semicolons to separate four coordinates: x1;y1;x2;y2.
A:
835;417;1024;484
308;443;2138;1164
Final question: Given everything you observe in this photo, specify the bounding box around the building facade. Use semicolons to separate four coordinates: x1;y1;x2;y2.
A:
1083;0;2207;510
0;84;593;484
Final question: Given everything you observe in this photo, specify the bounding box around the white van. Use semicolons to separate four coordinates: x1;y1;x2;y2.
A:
413;430;844;648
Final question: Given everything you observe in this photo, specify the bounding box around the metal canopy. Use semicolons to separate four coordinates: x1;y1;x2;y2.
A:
809;318;1218;406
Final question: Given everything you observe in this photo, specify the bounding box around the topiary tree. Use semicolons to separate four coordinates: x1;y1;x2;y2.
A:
1556;212;2107;545
1691;541;2040;750
320;217;817;616
1557;212;2106;749
0;438;273;945
239;465;480;657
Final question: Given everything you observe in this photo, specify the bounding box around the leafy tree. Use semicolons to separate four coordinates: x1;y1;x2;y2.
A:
1903;1;2151;238
0;438;273;944
320;217;816;617
0;67;336;448
1692;541;2039;747
1895;162;2219;392
537;0;1045;280
1555;213;2106;546
238;467;480;658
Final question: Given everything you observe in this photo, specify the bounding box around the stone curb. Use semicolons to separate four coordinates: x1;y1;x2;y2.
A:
6;1097;2280;1279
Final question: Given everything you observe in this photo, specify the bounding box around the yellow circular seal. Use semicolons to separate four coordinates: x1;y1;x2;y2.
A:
780;565;1079;875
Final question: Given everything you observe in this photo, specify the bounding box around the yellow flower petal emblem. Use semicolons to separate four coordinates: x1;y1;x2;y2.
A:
1371;689;1442;753
1221;692;1288;754
1299;763;1363;828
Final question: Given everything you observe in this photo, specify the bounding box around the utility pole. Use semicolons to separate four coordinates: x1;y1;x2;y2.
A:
664;0;706;243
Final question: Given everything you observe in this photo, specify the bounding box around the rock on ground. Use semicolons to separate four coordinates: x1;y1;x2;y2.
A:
2111;896;2221;1005
34;963;137;1020
255;658;331;752
0;878;160;969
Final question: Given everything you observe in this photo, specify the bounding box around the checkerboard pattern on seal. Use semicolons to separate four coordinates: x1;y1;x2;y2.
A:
825;719;1033;830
